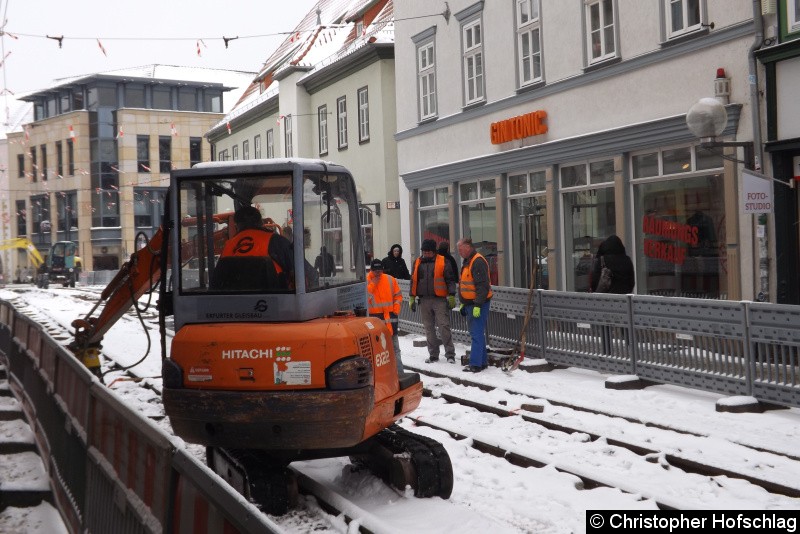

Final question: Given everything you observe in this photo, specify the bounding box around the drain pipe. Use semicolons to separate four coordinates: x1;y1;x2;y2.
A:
749;0;764;171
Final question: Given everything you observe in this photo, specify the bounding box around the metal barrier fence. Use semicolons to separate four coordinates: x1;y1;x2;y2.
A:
0;299;282;534
397;280;800;408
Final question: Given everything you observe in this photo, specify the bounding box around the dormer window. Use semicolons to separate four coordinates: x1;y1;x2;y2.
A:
356;21;364;37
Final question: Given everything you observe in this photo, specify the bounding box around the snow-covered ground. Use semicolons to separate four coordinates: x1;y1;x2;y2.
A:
1;285;799;533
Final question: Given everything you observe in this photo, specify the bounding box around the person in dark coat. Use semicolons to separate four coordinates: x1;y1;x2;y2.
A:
382;244;411;280
314;246;336;277
590;234;635;356
437;241;459;283
590;234;635;294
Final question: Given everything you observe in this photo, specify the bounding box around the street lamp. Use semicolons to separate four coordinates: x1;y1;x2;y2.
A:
685;97;755;169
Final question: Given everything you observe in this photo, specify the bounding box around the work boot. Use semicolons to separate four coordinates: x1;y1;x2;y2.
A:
425;356;439;363
446;355;456;363
462;365;484;373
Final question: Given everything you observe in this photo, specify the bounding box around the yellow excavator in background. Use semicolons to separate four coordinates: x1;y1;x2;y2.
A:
0;238;46;285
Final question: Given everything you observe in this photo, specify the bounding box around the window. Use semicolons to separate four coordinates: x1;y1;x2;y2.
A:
462;19;485;105
178;88;197;111
16;200;26;237
318;105;328;155
284;115;293;157
516;0;543;86
232;145;239;161
17;154;24;178
357;87;370;143
40;145;47;181
266;129;274;158
190;137;202;166
31;194;50;237
459;179;497;283
125;84;146;108
254;135;262;159
219;149;229;161
134;189;166;228
57;191;77;236
67;140;74;176
560;159;616;292
632;145;725;298
30;148;37;182
242;139;250;160
153;87;171;109
360;207;375;264
137;135;151;172
417;41;437;120
586;0;616;62
337;97;348;149
789;0;800;33
159;136;171;173
665;0;702;39
418;186;450;253
508;170;548;289
55;141;63;178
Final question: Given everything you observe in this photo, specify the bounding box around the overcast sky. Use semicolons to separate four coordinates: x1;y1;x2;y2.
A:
0;0;319;95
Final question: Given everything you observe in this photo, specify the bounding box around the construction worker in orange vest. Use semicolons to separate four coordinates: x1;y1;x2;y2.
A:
367;258;404;374
409;239;458;363
457;237;493;373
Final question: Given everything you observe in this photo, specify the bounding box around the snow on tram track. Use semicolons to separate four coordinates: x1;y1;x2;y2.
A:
4;285;800;533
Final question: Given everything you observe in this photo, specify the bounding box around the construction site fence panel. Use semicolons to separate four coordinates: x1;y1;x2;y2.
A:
0;298;282;534
397;282;800;408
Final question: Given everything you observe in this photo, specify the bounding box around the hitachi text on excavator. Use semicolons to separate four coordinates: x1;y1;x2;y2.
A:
67;159;453;514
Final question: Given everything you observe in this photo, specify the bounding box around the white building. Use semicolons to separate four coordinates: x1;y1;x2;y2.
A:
208;0;402;268
393;0;781;302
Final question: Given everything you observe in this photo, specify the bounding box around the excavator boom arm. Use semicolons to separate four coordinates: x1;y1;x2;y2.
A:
70;228;164;349
0;238;45;268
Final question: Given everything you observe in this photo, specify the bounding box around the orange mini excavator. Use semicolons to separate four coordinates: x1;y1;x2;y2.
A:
68;159;453;514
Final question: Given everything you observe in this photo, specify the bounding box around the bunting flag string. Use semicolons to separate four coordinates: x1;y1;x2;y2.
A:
170;123;178;136
96;38;107;57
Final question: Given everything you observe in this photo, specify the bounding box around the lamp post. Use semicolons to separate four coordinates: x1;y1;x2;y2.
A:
686;98;755;169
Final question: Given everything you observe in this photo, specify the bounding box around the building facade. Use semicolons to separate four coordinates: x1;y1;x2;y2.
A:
756;0;800;304
393;0;784;301
208;0;402;268
7;65;253;273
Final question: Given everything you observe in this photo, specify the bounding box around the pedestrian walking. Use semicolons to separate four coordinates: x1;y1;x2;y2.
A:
367;258;405;375
457;238;493;373
409;239;458;363
590;234;635;354
382;244;411;280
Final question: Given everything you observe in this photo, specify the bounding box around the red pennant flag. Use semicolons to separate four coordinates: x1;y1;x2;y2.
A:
69;125;76;139
116;126;124;139
97;39;107;57
277;115;284;126
171;123;178;136
226;122;231;135
24;126;30;141
196;39;206;57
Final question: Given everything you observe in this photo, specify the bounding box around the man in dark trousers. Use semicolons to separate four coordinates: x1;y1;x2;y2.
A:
314;246;336;277
409;239;458;363
457;238;492;373
590;234;635;355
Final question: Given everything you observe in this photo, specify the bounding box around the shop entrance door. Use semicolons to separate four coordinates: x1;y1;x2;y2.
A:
519;203;547;289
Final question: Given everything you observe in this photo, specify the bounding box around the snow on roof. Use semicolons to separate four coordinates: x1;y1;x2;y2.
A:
221;0;393;127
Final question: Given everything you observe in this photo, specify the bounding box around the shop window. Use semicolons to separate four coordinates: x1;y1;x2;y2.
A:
16;200;27;237
57;192;78;238
460;179;498;284
632;146;725;299
508;170;547;289
663;147;692;174
418;186;450;250
561;160;616;292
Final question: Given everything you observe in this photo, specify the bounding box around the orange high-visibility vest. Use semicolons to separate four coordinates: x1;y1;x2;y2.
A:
459;253;493;301
220;229;283;274
411;255;447;297
367;271;402;334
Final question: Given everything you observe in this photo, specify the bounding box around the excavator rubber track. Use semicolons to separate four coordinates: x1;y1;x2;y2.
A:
351;424;454;499
207;447;299;516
